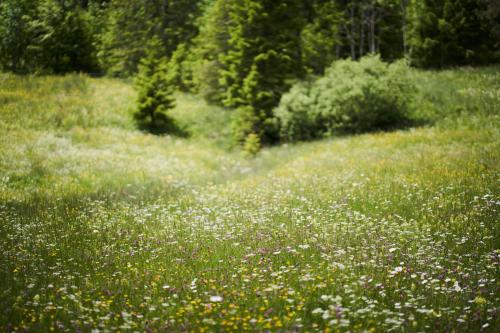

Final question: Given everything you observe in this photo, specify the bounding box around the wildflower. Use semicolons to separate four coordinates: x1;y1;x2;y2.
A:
312;308;324;314
210;296;223;302
202;318;216;325
474;296;486;305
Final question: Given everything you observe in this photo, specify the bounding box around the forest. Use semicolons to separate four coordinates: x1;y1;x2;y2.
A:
0;1;499;332
1;0;499;147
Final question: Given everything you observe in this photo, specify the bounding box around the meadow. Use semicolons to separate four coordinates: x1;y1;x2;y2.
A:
0;67;499;332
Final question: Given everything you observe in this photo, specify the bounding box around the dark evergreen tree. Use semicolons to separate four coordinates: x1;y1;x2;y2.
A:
214;0;305;144
189;0;232;102
0;0;97;73
0;0;40;73
134;52;176;133
36;0;98;73
409;0;499;67
301;1;343;74
478;0;500;50
99;0;202;76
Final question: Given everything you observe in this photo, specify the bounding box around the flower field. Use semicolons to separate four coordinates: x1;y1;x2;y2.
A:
0;69;499;332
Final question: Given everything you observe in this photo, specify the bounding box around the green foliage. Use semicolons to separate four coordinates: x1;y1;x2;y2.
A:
98;1;153;76
196;0;305;145
242;132;262;157
165;43;197;91
198;60;225;103
134;55;176;133
409;0;499;68
477;0;500;46
0;0;97;74
272;81;320;142
189;0;232;102
275;55;415;141
2;0;500;77
98;0;202;76
300;1;342;75
0;0;39;73
326;0;405;62
231;106;259;145
36;0;98;73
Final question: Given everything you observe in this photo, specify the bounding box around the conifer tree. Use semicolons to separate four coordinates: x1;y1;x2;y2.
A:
99;0;203;76
409;0;498;67
134;53;176;133
0;0;39;73
202;0;305;144
301;1;343;74
190;0;232;102
36;0;97;73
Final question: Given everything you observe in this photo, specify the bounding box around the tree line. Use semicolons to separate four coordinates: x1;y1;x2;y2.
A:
1;0;498;145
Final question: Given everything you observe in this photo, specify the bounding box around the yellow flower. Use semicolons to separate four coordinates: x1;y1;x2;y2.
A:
474;296;487;306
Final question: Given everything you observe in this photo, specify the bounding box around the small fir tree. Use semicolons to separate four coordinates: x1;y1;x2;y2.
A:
243;132;262;157
134;55;176;133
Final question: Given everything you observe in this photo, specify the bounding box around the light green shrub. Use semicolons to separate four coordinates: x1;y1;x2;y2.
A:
275;55;415;142
243;132;261;157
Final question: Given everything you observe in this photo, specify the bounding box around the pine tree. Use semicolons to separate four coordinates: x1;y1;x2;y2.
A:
190;0;232;102
301;1;342;74
0;0;97;73
202;0;305;144
134;54;176;133
477;0;500;51
409;0;498;67
99;0;203;76
0;0;40;73
36;0;98;73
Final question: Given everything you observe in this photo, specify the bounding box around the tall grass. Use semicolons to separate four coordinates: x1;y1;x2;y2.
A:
411;66;500;126
0;69;499;332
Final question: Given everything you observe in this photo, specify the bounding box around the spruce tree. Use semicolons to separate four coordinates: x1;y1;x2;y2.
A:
0;0;39;73
190;0;232;102
301;1;342;74
99;0;203;76
134;54;176;133
205;0;305;144
409;0;498;67
36;0;97;73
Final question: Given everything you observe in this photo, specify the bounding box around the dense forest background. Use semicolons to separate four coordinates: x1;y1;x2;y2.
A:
1;0;499;146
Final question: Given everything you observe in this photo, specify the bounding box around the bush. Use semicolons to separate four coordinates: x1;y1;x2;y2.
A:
243;133;262;157
274;55;415;142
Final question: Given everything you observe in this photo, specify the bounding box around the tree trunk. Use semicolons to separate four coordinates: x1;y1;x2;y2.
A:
350;5;356;60
369;7;376;54
359;7;365;56
401;0;408;56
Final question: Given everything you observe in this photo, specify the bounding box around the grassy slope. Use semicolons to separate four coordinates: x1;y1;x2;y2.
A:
0;68;499;332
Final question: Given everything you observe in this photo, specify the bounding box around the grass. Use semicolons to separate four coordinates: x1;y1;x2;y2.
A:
0;67;499;332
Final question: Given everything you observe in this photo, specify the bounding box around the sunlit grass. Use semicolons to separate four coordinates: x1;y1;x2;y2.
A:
0;69;499;332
